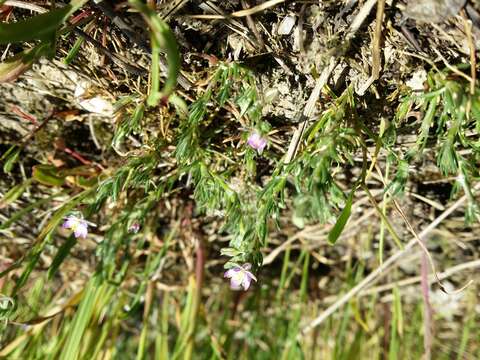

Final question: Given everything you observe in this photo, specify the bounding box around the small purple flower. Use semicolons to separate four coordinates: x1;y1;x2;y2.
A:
62;215;90;239
128;221;141;234
224;263;257;291
247;132;267;154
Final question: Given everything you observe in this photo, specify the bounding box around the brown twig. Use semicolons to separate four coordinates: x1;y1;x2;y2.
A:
94;0;193;90
241;0;265;50
299;183;479;337
3;0;45;13
460;10;477;96
73;28;148;76
357;0;385;95
391;197;473;295
4;0;148;76
284;0;380;163
189;0;285;19
357;259;480;297
19;110;55;145
372;164;473;295
10;105;38;124
433;48;473;83
284;58;337;163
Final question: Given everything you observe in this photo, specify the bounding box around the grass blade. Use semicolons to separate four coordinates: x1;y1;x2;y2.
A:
0;0;88;44
328;188;355;244
60;276;102;360
129;0;180;102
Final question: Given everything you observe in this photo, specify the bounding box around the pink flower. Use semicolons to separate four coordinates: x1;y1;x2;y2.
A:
62;215;90;239
247;132;267;154
224;263;257;291
128;221;141;234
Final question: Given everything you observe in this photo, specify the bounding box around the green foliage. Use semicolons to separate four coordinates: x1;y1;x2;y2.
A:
0;0;88;44
0;4;479;355
0;0;88;81
32;165;67;186
60;275;103;360
385;67;480;222
129;0;180;104
1;145;20;173
328;187;355;244
0;45;47;82
112;102;145;148
0;179;31;209
63;36;84;65
290;86;361;229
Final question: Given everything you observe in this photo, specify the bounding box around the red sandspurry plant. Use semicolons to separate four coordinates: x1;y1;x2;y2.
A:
224;263;257;291
247;131;268;154
62;214;95;239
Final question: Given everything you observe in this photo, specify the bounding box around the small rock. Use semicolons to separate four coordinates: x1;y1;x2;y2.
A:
406;69;427;91
403;0;467;23
277;15;296;35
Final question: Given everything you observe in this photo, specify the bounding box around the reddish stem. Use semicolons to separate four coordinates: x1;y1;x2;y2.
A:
11;105;38;124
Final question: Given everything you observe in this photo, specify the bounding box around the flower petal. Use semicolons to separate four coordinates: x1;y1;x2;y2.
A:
247;133;260;146
73;222;88;239
247;132;267;154
128;222;140;233
242;263;252;270
245;270;257;282
230;275;243;290
62;217;76;229
257;138;267;153
242;276;252;291
230;282;242;291
224;268;237;278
